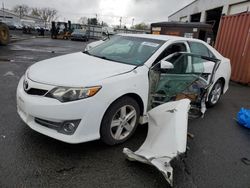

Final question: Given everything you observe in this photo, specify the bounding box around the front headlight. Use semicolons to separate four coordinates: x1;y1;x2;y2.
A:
46;86;101;102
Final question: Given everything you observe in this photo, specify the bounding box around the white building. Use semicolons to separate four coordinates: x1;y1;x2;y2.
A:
22;15;45;28
168;0;250;37
0;8;44;28
0;8;20;23
169;0;250;22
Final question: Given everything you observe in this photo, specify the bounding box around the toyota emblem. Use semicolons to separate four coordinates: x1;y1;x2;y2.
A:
23;80;29;91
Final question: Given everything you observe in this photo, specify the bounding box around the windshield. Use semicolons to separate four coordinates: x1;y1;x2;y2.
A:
87;36;165;65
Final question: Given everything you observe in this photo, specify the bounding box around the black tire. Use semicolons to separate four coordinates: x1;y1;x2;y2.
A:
207;80;223;107
0;23;10;45
100;96;140;145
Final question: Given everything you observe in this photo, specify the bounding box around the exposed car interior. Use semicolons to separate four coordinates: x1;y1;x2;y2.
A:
148;52;219;118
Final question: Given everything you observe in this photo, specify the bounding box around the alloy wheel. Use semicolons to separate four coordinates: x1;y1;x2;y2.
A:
110;105;137;140
210;82;222;104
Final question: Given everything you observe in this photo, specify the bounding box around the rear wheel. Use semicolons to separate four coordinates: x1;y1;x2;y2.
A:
207;80;223;107
100;96;140;145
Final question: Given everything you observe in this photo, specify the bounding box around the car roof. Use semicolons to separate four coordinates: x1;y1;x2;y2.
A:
118;33;202;43
117;33;224;59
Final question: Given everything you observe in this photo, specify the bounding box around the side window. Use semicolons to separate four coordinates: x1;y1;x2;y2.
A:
153;42;187;66
163;43;187;57
189;42;210;57
149;53;216;109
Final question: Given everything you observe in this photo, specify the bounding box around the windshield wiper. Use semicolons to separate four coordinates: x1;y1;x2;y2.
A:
83;51;108;60
97;56;109;60
83;52;135;65
83;51;90;55
83;51;111;61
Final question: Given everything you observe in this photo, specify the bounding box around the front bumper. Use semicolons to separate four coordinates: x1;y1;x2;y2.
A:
16;76;105;143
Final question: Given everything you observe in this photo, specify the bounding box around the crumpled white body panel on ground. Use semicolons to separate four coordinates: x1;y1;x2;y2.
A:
123;99;191;186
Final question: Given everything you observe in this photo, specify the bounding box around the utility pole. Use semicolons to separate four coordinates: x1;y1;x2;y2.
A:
132;18;134;27
119;17;122;28
2;2;5;21
19;6;22;19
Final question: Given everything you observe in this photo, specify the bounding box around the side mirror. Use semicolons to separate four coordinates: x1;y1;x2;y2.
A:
160;60;174;69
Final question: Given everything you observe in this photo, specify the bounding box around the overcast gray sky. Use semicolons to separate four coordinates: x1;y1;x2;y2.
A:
3;0;193;26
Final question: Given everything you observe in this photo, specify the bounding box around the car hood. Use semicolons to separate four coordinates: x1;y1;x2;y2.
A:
28;52;136;87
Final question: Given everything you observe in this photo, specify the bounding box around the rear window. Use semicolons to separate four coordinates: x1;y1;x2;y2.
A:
189;42;215;58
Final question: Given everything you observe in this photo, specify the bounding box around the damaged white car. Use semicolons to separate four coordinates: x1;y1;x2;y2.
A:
16;34;231;145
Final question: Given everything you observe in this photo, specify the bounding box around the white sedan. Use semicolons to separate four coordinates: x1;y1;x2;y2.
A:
16;34;231;145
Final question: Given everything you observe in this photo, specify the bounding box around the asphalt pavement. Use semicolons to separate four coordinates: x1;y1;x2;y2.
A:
0;37;249;188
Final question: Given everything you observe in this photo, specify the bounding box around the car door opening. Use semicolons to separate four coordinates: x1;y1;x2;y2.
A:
148;52;219;118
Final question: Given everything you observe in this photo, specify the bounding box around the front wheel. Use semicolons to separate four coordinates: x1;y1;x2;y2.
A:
100;96;140;145
207;80;223;107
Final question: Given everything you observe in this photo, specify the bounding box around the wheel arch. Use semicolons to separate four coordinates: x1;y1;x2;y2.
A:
216;77;225;94
100;93;145;130
106;93;144;116
207;77;226;103
124;93;144;116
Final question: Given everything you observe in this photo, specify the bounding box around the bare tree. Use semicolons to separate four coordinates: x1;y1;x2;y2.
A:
131;22;149;30
13;4;30;18
30;7;58;28
87;18;98;25
78;17;88;25
30;8;40;17
101;21;108;27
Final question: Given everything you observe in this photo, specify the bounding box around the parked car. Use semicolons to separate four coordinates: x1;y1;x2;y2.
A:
34;26;41;31
13;23;23;30
71;29;89;41
22;25;32;34
17;34;231;145
2;21;16;30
